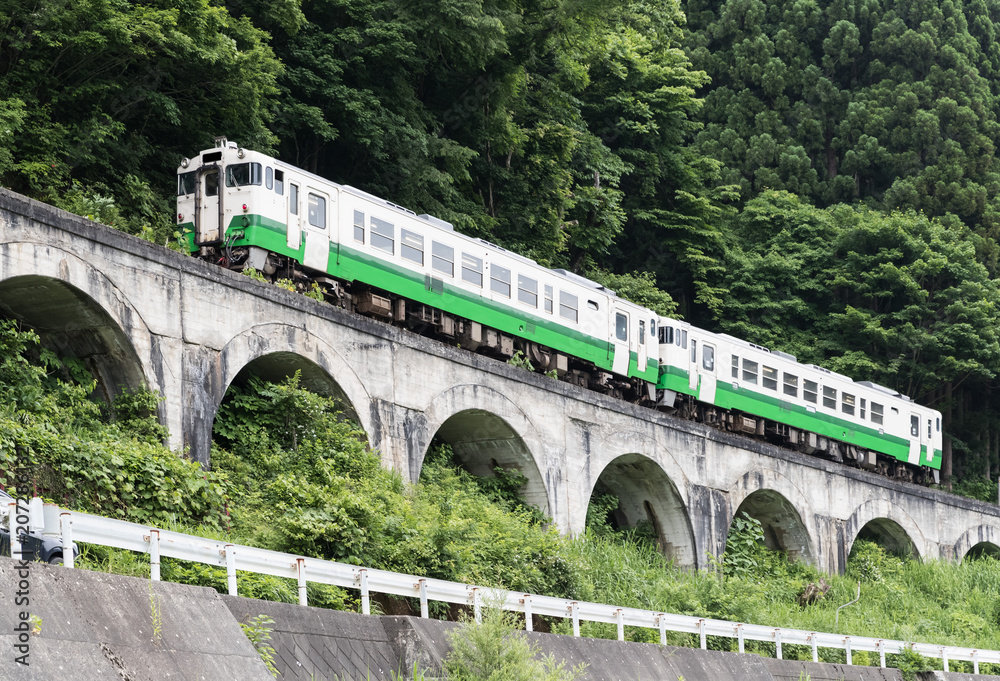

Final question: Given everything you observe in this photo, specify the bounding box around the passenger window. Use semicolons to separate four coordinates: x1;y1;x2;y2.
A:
274;170;284;195
432;242;454;276
783;373;798;398
804;379;818;404
639;321;645;345
265;166;273;190
927;419;931;439
842;393;856;416
401;228;424;265
462;253;483;287
871;402;884;425
860;398;867;420
703;345;715;371
491;264;511;297
518;275;537;307
289;184;298;215
732;355;739;379
354;210;365;243
681;330;688;349
544;285;554;313
823;386;836;409
742;359;758;385
616;313;628;342
762;366;778;390
910;415;919;437
674;328;681;347
371;217;394;253
307;193;326;230
661;326;674;345
560;292;578;322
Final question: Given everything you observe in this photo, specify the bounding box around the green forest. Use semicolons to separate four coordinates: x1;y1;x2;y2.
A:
5;0;1000;485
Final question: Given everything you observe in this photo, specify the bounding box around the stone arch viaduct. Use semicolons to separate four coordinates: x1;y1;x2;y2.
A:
3;187;1000;574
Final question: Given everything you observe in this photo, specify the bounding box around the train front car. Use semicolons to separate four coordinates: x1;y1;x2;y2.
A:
656;318;943;484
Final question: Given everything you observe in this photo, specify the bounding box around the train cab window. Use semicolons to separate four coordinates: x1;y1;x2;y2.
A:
650;319;657;339
910;415;919;437
354;211;365;243
732;355;739;379
860;398;867;420
307;193;326;230
639;321;645;345
559;292;579;323
544;285;554;313
783;373;798;397
842;393;856;416
823;386;836;409
432;242;454;276
265;166;273;190
690;339;697;362
226;162;262;187
205;171;219;197
178;171;197;196
462;253;483;287
401;229;424;265
742;359;758;385
274;170;284;195
491;265;511;297
703;345;715;371
936;417;940;432
681;329;688;349
371;217;394;253
289;184;299;215
871;402;884;425
661;326;674;345
616;314;628;342
804;379;818;404
762;366;778;390
518;275;538;307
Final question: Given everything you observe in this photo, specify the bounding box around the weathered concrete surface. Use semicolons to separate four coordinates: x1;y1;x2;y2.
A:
0;557;271;680
5;187;1000;574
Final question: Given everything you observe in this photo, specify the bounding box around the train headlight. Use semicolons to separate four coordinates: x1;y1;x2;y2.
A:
180;158;190;168
237;148;246;159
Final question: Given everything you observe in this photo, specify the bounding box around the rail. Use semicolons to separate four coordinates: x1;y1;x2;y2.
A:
7;498;999;675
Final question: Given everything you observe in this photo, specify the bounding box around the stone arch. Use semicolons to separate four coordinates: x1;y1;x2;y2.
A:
418;384;549;518
846;499;925;561
952;524;1000;561
728;471;816;564
0;244;166;428
195;322;374;464
585;442;696;568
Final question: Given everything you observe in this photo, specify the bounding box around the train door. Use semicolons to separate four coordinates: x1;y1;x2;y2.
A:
611;308;630;376
700;343;717;403
196;167;221;244
908;413;921;464
287;182;301;251
302;188;333;272
637;318;648;373
688;337;699;392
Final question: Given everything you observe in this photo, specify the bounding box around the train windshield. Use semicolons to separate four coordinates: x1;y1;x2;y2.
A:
226;162;263;187
177;171;197;196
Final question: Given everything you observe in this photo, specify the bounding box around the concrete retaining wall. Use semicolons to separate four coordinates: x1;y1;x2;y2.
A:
0;556;996;681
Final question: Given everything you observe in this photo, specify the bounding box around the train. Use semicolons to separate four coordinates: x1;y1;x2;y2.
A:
176;138;942;484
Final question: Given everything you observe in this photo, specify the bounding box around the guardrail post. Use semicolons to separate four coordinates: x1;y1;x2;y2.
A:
148;530;160;581
522;595;532;632
737;623;744;654
225;544;237;596
60;512;73;568
942;649;948;672
845;637;852;665
878;640;885;668
418;579;428;618
775;629;782;660
699;619;707;650
616;609;624;642
973;650;979;675
358;569;370;615
8;501;20;561
810;633;818;662
658;615;667;646
570;602;580;637
472;588;482;624
295;558;307;606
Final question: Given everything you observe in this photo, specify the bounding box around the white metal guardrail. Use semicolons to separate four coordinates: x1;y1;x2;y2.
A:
6;498;999;674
